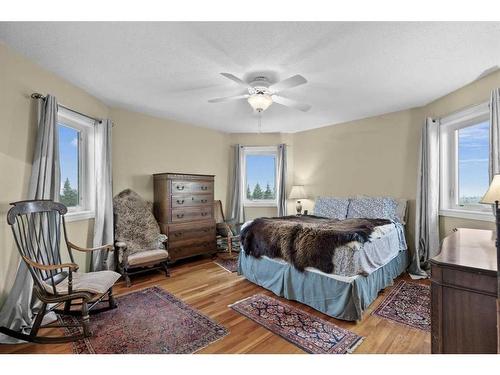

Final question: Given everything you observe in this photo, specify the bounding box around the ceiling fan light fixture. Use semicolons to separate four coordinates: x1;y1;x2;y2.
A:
247;93;273;112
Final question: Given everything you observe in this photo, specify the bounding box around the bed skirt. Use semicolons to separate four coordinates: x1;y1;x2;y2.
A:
237;249;409;321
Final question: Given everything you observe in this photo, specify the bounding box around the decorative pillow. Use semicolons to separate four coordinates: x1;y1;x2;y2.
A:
346;196;398;220
113;189;165;254
394;199;408;224
313;197;350;219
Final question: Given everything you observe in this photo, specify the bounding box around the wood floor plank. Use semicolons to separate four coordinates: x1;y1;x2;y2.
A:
0;256;430;354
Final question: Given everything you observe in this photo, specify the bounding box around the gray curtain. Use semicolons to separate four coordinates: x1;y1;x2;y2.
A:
277;144;287;216
0;95;60;343
410;117;440;279
92;119;114;271
489;89;500;179
229;144;244;223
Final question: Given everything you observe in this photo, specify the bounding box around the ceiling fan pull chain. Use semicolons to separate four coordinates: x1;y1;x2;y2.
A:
258;113;262;133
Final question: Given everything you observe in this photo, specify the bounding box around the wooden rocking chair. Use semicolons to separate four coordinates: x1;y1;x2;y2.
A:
0;200;121;344
213;200;243;258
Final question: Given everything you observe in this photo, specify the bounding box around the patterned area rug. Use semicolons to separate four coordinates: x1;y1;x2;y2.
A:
62;286;228;354
372;280;430;331
213;256;238;273
229;294;363;354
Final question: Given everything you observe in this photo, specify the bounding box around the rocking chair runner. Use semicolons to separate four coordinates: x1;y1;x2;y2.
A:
0;200;121;344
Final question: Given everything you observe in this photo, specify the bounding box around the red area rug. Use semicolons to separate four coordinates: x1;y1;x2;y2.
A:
62;286;228;354
213;256;238;273
229;294;363;354
372;280;430;331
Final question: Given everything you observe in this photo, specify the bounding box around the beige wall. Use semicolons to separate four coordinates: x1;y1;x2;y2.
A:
293;108;422;249
110;107;230;207
0;43;108;299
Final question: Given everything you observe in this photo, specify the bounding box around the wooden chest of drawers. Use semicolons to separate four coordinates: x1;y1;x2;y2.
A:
430;228;497;354
153;173;217;263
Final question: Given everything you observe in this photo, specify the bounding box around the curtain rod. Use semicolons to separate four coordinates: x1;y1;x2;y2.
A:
31;92;104;124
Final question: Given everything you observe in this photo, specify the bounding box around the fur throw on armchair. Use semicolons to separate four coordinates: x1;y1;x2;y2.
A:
113;189;165;254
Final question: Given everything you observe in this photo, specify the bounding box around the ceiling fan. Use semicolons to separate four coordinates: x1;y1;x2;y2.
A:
208;73;311;113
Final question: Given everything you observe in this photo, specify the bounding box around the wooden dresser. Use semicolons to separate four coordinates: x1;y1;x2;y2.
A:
430;228;497;353
153;173;217;263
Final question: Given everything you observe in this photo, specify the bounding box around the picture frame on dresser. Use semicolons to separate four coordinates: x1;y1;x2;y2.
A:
153;173;217;263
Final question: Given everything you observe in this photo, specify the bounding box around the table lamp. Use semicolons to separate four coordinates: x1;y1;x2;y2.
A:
289;185;307;215
480;174;500;252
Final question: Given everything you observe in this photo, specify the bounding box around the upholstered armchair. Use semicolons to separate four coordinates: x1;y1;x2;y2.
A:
113;189;169;287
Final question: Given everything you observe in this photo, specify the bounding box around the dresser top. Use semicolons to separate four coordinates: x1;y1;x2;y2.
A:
153;172;215;179
431;228;497;274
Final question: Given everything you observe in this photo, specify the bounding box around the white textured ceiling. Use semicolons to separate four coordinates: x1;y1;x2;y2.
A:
1;22;500;133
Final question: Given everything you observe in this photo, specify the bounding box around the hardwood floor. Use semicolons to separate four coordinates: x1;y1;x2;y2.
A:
0;256;431;354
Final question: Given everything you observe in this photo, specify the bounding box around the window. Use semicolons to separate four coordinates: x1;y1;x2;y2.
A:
242;146;278;207
57;108;95;221
439;102;493;221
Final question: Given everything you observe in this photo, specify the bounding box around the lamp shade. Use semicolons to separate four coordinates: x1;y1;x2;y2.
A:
289;185;307;200
481;174;500;204
247;93;273;112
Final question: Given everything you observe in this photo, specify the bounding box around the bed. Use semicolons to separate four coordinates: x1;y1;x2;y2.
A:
237;196;409;321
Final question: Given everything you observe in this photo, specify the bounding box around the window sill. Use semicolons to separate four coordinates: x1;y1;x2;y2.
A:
439;209;494;222
65;210;95;222
243;202;277;208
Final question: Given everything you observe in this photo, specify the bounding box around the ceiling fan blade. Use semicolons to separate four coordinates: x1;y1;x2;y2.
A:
272;95;311;112
270;74;307;93
220;73;250;88
208;94;249;103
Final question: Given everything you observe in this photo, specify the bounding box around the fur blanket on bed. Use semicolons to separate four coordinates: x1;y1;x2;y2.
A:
240;215;391;274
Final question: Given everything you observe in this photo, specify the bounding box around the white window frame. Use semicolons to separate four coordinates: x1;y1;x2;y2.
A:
439;102;494;222
242;146;279;207
57;108;96;222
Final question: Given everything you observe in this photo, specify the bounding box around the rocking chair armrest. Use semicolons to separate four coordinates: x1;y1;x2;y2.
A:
21;255;79;272
67;241;114;253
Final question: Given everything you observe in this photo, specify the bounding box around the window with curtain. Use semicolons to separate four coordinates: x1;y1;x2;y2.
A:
439;102;492;221
57;108;96;221
242;146;278;207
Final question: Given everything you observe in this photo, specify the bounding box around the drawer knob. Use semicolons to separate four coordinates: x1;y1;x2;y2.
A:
176;214;185;218
201;186;208;191
176;199;185;204
176;185;185;190
201;212;208;216
201;199;207;203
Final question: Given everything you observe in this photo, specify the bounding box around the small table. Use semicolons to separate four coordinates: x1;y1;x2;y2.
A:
430;228;497;354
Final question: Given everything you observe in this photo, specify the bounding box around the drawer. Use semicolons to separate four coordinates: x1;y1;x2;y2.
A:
168;241;217;262
171;207;213;223
168;221;215;243
171;194;213;208
168;234;215;249
171;180;213;194
441;267;497;296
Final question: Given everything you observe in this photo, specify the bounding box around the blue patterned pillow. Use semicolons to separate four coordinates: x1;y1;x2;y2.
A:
313;197;350;219
346;196;398;220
